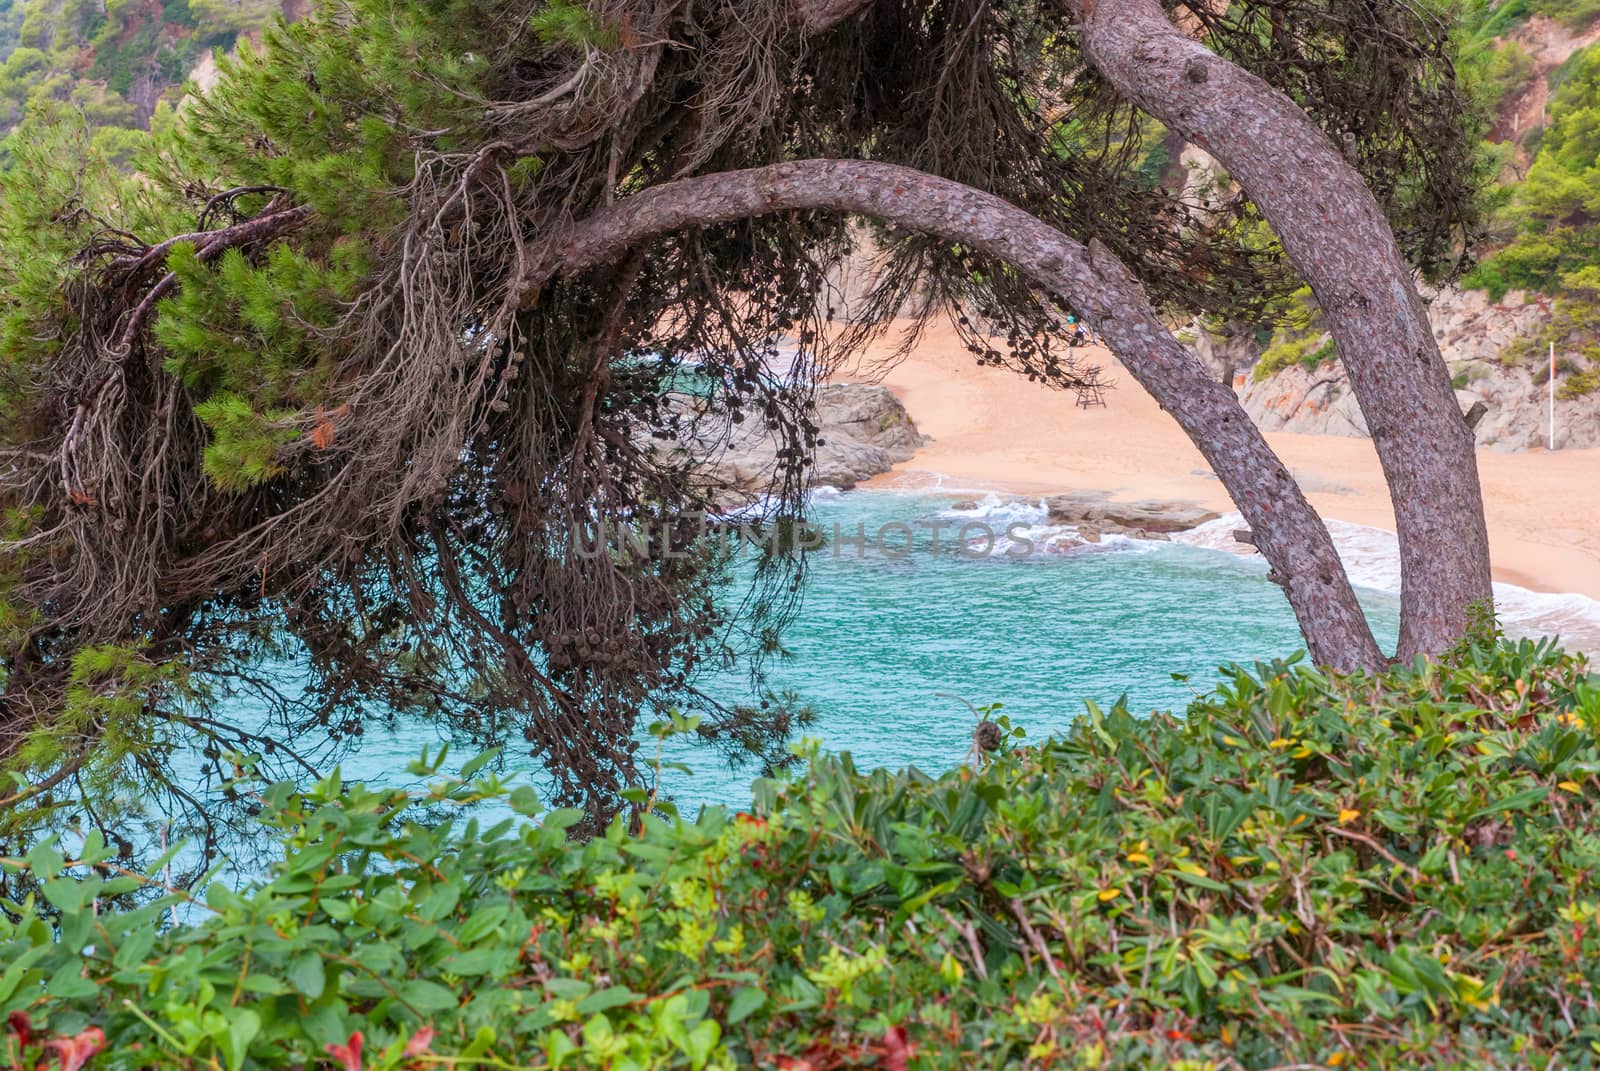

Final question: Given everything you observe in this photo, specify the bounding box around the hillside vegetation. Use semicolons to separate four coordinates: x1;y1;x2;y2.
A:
0;0;283;163
1200;1;1600;389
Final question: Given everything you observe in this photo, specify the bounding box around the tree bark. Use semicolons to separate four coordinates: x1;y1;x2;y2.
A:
1064;0;1492;660
529;158;1385;670
791;0;875;31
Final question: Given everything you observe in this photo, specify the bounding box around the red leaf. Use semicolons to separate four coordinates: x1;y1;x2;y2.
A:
325;1030;364;1071
403;1026;435;1059
882;1026;914;1071
6;1011;31;1046
45;1027;105;1071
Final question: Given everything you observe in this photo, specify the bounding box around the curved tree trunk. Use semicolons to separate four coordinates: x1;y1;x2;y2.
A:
531;158;1385;670
1064;0;1492;660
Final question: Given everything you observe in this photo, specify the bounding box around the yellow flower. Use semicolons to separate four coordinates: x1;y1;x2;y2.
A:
1125;852;1150;865
1269;738;1293;750
1097;887;1122;902
1328;1052;1347;1067
1338;808;1360;824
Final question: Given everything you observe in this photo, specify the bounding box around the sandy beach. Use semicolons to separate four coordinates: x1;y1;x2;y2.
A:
832;317;1600;605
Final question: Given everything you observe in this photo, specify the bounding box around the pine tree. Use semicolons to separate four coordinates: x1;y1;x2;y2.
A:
0;0;1487;864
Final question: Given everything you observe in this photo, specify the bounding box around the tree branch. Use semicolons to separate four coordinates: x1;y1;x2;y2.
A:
791;0;876;31
527;158;1383;669
1061;0;1491;659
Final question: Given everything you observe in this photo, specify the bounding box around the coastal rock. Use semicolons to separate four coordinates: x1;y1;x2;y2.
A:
814;383;926;463
1237;362;1370;437
1043;491;1220;534
656;382;928;500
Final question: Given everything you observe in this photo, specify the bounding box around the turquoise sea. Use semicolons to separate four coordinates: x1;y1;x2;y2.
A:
301;489;1401;815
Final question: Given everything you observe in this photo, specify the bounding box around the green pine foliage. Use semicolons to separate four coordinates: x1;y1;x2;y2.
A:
0;0;506;495
150;238;371;488
7;641;1600;1068
119;0;516;489
528;0;617;49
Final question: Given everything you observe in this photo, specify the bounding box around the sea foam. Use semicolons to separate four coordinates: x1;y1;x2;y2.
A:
1174;513;1600;655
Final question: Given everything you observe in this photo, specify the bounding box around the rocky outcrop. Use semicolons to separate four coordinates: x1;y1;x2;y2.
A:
1042;491;1220;539
814;383;926;463
1426;286;1551;364
1237;285;1600;449
1490;15;1600;159
660;383;928;503
1238;362;1370;437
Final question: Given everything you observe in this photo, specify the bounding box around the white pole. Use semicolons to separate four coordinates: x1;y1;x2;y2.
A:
1550;340;1556;451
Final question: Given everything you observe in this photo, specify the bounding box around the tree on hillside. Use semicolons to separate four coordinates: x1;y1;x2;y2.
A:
186;0;283;38
0;0;1488;857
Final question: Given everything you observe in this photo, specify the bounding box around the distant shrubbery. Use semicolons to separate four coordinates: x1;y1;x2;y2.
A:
0;0;281;165
1466;44;1600;301
1251;286;1337;381
6;638;1600;1068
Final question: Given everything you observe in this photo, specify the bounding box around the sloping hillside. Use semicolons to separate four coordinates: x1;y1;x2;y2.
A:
0;0;287;163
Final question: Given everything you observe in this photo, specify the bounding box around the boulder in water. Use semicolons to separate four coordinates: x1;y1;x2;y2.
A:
1043;491;1220;534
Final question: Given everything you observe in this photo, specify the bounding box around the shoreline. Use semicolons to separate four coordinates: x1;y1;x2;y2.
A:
827;316;1600;646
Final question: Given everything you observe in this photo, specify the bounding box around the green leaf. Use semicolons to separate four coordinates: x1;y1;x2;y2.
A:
576;986;639;1015
220;1009;260;1071
446;947;510;977
288;951;326;1000
459;904;509;944
459;748;501;780
543;808;584;831
45;962;98;1000
545;978;591;1000
509;785;542;816
684;1019;720;1069
726;986;766;1025
400;979;460;1013
25;840;64;881
1172;870;1231;893
1471;786;1550;818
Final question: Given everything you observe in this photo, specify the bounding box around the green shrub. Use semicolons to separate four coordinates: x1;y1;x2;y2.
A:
1533;0;1600;31
1253;334;1336;381
1558;365;1600;398
1251;287;1339;382
8;640;1600;1068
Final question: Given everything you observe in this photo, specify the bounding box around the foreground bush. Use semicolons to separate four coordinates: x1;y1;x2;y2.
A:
5;639;1600;1069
